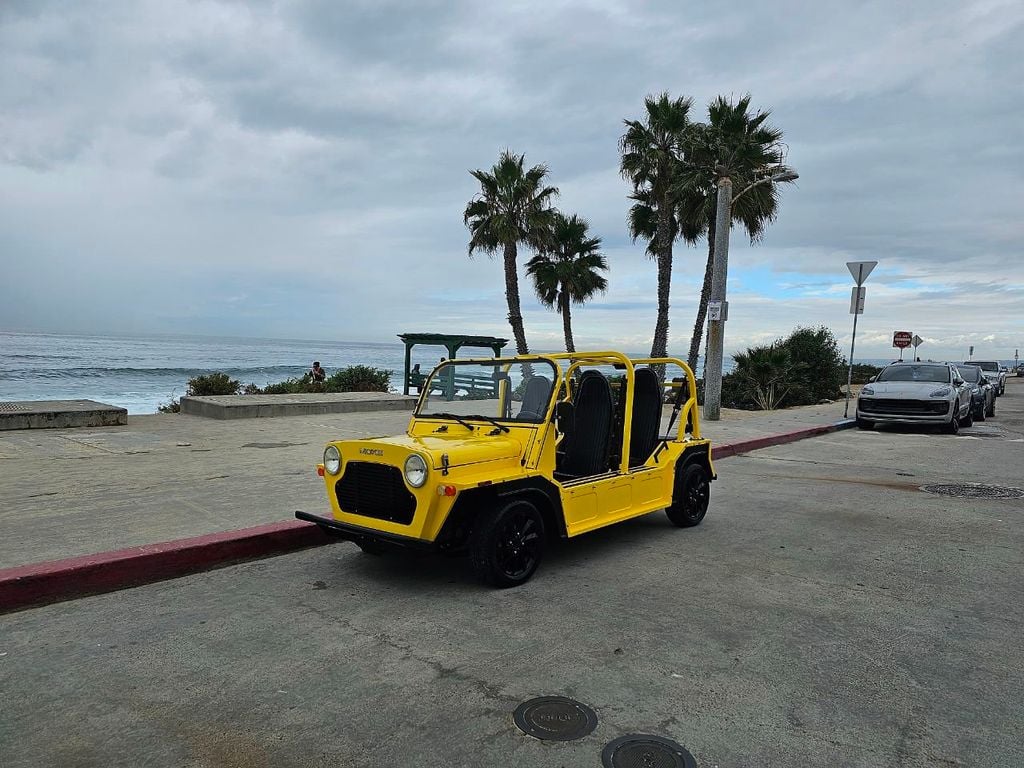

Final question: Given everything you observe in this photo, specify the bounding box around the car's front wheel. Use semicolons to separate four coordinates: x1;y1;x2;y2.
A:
856;417;873;430
986;398;996;418
469;499;546;588
961;404;974;428
943;405;960;434
666;462;711;527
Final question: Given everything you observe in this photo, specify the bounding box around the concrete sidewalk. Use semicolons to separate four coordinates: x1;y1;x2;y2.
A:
0;397;853;570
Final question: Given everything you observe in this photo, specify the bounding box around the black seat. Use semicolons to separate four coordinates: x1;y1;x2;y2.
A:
557;370;614;477
516;375;551;420
629;368;662;465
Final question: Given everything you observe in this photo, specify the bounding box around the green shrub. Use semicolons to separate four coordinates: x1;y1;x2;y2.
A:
157;397;181;413
776;326;845;405
324;365;390;393
187;372;241;396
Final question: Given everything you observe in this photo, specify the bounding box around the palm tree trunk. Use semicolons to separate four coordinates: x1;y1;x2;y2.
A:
560;292;575;353
650;204;673;368
687;214;716;373
503;241;530;355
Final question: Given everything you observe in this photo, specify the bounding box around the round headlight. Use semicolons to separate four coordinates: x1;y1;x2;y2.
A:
323;445;341;475
404;454;427;488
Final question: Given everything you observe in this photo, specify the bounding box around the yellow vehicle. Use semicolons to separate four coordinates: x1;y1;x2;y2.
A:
296;351;715;587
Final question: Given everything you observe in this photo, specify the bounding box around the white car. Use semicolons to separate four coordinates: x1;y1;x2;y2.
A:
857;362;972;433
966;361;1006;396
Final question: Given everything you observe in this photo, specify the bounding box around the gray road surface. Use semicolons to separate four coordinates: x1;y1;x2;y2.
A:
1;381;1022;766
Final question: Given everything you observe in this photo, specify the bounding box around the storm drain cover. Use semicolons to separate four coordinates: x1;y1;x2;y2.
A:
602;734;696;768
920;483;1024;499
513;696;597;741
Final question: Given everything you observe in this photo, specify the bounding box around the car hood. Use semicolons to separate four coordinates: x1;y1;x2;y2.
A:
864;381;953;397
347;433;523;470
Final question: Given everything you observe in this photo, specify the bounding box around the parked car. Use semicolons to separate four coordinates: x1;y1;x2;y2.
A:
1017;364;1024;377
857;362;972;433
966;361;1006;395
956;364;996;421
297;352;713;587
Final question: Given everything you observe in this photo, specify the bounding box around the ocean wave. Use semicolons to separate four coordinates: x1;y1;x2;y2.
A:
0;365;312;381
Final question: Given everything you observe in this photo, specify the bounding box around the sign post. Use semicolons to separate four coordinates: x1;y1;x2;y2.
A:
893;331;912;361
912;334;924;361
969;345;974;360
844;261;877;418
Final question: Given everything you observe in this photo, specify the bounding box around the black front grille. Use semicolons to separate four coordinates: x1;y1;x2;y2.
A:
859;398;948;416
335;462;416;524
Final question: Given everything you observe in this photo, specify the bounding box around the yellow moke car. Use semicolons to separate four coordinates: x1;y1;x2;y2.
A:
296;351;715;587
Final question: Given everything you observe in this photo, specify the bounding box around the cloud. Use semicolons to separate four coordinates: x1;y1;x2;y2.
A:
1;0;1022;362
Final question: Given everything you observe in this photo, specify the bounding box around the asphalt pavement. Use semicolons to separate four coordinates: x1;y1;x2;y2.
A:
1;379;1021;767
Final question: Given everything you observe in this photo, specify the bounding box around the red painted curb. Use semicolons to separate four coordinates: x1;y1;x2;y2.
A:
711;420;855;460
0;519;330;614
2;419;854;613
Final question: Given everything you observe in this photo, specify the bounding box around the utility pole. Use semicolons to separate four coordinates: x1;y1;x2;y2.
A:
702;172;733;421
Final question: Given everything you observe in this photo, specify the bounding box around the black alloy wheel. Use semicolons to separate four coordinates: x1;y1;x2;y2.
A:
986;398;996;418
469;500;546;588
666;462;711;527
975;399;986;422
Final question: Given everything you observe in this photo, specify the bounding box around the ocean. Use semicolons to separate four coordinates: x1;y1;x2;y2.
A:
1;331;984;415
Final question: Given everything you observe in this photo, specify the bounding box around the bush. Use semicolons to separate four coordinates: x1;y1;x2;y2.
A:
325;365;390;393
187;372;241;396
717;325;848;410
849;363;883;385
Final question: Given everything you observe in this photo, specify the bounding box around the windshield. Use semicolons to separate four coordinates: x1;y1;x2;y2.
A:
416;359;558;424
957;366;982;383
970;361;999;372
876;364;950;383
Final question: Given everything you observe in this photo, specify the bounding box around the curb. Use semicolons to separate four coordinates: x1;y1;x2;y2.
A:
1;419;856;613
0;520;330;614
711;419;856;460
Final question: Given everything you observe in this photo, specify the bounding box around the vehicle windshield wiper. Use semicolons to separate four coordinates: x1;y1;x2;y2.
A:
425;412;474;431
464;414;510;433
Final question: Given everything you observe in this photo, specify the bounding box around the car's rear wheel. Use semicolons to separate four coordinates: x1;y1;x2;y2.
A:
469;499;545;588
666;462;711;527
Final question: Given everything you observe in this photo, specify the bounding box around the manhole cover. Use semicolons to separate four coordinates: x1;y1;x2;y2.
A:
920;483;1024;499
602;734;696;768
513;696;597;741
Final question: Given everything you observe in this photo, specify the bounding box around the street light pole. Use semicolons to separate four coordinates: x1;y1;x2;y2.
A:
703;168;798;421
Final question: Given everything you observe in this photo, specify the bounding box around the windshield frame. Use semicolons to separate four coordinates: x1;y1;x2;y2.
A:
415;357;560;425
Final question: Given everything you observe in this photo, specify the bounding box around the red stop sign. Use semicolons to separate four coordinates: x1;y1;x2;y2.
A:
893;331;912;349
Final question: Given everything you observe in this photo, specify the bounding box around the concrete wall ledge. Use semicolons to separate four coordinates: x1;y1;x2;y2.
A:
180;392;417;419
0;400;128;431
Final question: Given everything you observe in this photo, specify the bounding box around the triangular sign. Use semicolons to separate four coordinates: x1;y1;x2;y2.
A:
846;261;878;285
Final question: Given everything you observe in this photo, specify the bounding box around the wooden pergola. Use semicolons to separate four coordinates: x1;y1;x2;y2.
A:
397;333;509;395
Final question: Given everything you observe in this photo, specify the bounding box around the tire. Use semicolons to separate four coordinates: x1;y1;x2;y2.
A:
666;462;711;528
975;403;986;422
961;406;974;428
943;405;960;434
469;499;546;588
856;417;873;430
986;399;995;418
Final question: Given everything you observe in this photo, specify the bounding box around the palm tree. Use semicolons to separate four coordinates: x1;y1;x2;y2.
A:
619;93;694;365
526;213;608;352
464;151;559;356
677;95;796;372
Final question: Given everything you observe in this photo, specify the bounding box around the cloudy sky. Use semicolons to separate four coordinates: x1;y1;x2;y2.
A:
2;0;1022;362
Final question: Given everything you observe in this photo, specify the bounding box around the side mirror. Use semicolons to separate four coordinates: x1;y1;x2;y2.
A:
868;375;877;383
555;401;575;435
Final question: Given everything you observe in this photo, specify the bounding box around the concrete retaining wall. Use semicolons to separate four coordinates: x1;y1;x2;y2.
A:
0;400;128;431
180;392;417;419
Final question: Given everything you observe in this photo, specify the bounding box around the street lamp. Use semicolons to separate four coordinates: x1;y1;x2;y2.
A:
703;168;799;420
